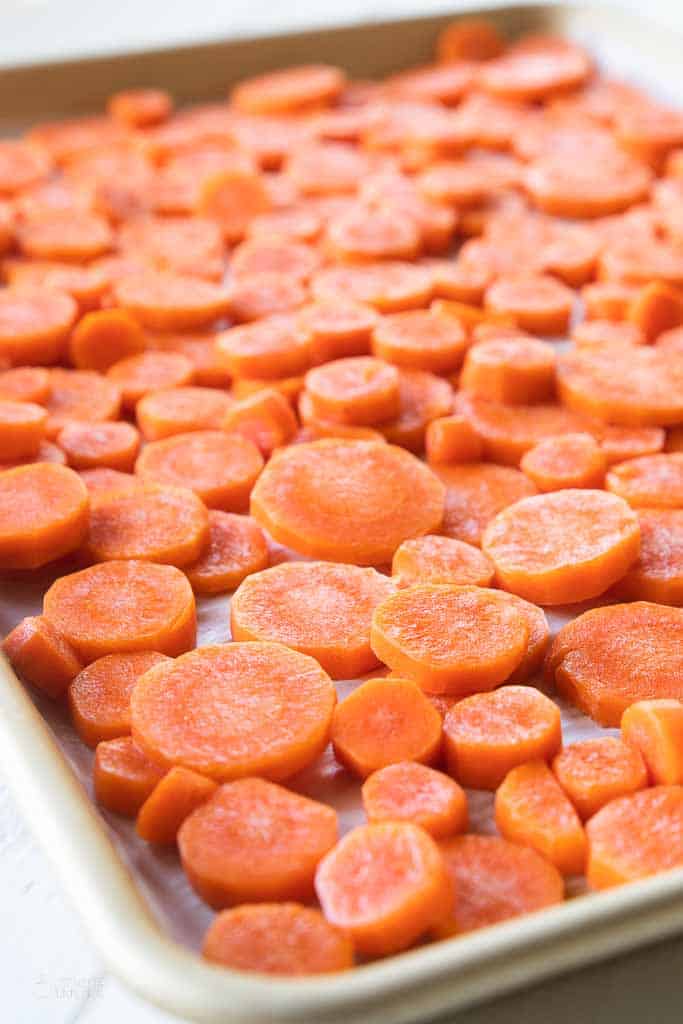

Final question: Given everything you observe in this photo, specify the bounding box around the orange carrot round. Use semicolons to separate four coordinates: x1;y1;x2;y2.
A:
378;369;453;453
57;421;140;471
197;167;271;243
298;299;378;362
185;510;268;594
0;400;46;460
136;386;233;440
108;88;172;127
621;699;683;786
614;508;683;604
0;462;89;569
216;316;313;380
0;366;50;404
136;767;217;846
485;274;574;335
68;309;147;373
425;414;484;465
114;270;231;330
552;737;647;820
222;388;298;458
304;356;401;426
362;762;467;839
372;308;467;374
94;736;166;817
45;368;121;438
606;453;683;508
520;433;607;491
18;210;113;262
436;462;537;547
0;287;77;366
106;350;195;411
3;615;82;699
392;534;494;588
461;335;556;404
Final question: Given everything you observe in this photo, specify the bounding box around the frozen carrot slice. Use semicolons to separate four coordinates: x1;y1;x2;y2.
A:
621;699;683;785
461;336;556;405
185;510;268;594
614;509;683;605
0;400;46;459
432;298;518;336
316;822;451;956
136;386;233;440
627;282;683;343
495;592;550;685
233;374;305;404
0;366;50;404
222;388;298;458
484;274;574;336
371;309;466;375
312;262;433;314
57;421;140;472
251;439;445;565
229;271;308;323
202;903;353;975
325;205;421;263
179;777;337;907
68;309;147;373
148;331;228;388
114;271;231;331
18;211;112;262
0;287;76;366
197;168;271;243
426;414;483;464
94;736;166;817
27;115;126;164
78;467;141;499
581;281;638;322
479;38;591;101
362;761;467;838
435;834;564;937
137;766;217;845
297;300;377;362
304;357;400;426
523;154;651;219
0;439;66;472
297;393;386;442
135;431;263;512
392;534;494;588
45;368;121;438
285;143;370;196
379;369;453;453
118;215;224;281
386;63;475;106
216;316;313;380
586;787;683;889
248;205;322;243
231;561;393;678
231;238;320;282
43;560;196;662
495;761;587;875
552;737;647;821
106;351;195;411
132;642;335;781
428;259;492;305
371;584;529;696
69;650;171;748
548;602;683;726
0;463;88;569
594;424;665;466
444;685;561;790
482;489;640;605
572;319;645;350
437;18;505;61
108;88;172;127
0;139;51;193
606;453;683;508
435;462;537;547
3;615;82;699
520;433;607;492
616;106;683;169
231;65;345;114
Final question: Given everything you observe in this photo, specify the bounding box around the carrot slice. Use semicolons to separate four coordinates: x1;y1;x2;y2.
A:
586;787;683;889
68;309;147;373
0;439;65;472
495;592;550;685
231;561;393;678
197;168;271;243
222;388;298;458
114;270;231;331
435;834;564;936
297;300;378;362
0;400;46;459
233;374;305;404
57;421;140;472
437;18;505;61
228;271;308;323
78;467;142;500
482;489;640;605
45;368;121;438
371;308;467;374
379;369;453;453
231;238;320;282
552;737;647;821
94;736;166;817
248;205;322;243
132;642;335;781
3;615;82;699
461;336;556;405
593;424;665;465
105;351;194;411
435;462;537;547
0;287;76;366
572;319;645;351
0;139;51;193
285;143;370;196
392;534;494;588
523;153;651;219
137;766;217;845
69;650;171;748
606;453;683;508
547;602;683;726
484;274;574;335
18;211;112;262
202;903;353;975
362;761;467;839
426;414;484;464
250;439;445;565
495;761;587;876
231;65;346;115
627;282;683;343
108;88;172;127
136;386;233;440
315;822;451;956
444;685;561;790
614;509;683;604
43;560;196;662
326;204;421;263
145;331;228;390
216;316;313;380
185;510;268;594
304;356;400;426
297;394;385;442
621;699;683;785
581;281;638;322
0;366;50;405
479;38;592;102
312;262;433;314
0;463;89;569
520;433;607;491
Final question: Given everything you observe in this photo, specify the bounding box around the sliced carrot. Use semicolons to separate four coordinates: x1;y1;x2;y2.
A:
231;238;320;282
106;350;194;411
520;433;607;491
311;262;434;314
552;737;647;821
229;271;308;323
616;106;683;169
250;439;445;565
57;421;140;472
547;601;683;726
606;453;683;508
0;286;77;366
0;463;89;569
425;414;484;464
586;787;683;889
197;167;271;243
231;64;345;114
233;374;305;403
94;736;166;817
435;462;537;547
482;489;640;605
222;388;298;458
461;336;556;405
0;438;66;472
69;650;171;748
614;509;683;604
523;153;651;219
428;258;492;305
2;615;82;699
114;270;231;331
304;356;400;426
136;386;233;440
362;762;467;839
593;423;665;465
108;88;172;127
386;64;476;106
148;330;228;389
621;699;683;785
137;767;218;845
581;281;639;322
297;300;377;362
216;316;313;380
202;903;353;975
480;35;592;100
0;400;46;460
315;821;452;956
297;393;385;442
131;642;335;781
248;205;322;243
285;142;370;196
43;560;196;662
484;273;574;335
78;467;142;499
432;297;518;336
495;592;550;685
437;18;504;61
371;308;466;375
68;309;147;373
379;369;453;452
627;282;683;342
231;561;393;678
0;365;50;405
18;211;112;263
325;204;421;263
27;115;127;164
185;510;268;594
0;139;51;193
45;368;121;438
392;534;494;588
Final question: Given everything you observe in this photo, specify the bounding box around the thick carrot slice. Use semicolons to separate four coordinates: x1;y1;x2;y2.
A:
3;615;82;699
315;822;452;956
0;139;51;193
285;143;370;196
108;88;172;127
482;489;640;605
84;483;209;567
437;18;505;61
68;309;147;373
297;300;378;362
484;274;574;335
231;65;346;114
495;592;550;685
593;424;665;465
231;238;320;282
372;308;467;374
135;431;263;511
616;106;683;169
581;281;639;322
231;561;393;678
0;439;65;472
45;368;121;438
118;215;226;280
614;509;683;604
202;903;353;975
325;205;421;263
606;453;683;508
57;421;140;472
621;699;683;785
216;316;313;380
136;386;233;440
0;400;46;459
304;356;401;426
197;168;271;243
0;366;50;404
435;462;537;547
18;211;113;262
137;767;217;845
312;262;433;314
552;737;647;821
428;259;492;305
43;560;196;662
586;787;683;889
250;439;445;565
68;651;171;748
297;394;385;442
248;205;322;243
233;374;305;404
371;584;529;696
362;761;467;839
228;271;308;323
114;271;231;330
148;331;228;389
479;37;592;101
0;463;89;569
185;510;268;594
520;433;607;491
0;287;77;366
78;467;142;500
547;602;683;726
444;685;561;790
435;834;564;936
426;414;484;464
222;388;298;458
94;736;166;817
523;153;651;219
627;282;683;342
495;761;587;876
379;369;453;453
27;115;126;164
572;319;645;350
392;534;494;588
461;336;556;405
132;642;335;781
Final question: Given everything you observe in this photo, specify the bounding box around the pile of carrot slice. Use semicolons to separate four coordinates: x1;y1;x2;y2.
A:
3;16;683;978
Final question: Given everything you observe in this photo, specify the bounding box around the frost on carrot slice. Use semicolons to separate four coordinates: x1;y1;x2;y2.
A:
231;238;320;282
613;509;683;605
426;414;483;465
216;316;313;380
495;592;550;685
326;203;421;263
552;737;647;821
392;534;494;588
185;511;269;595
315;822;452;957
586;787;683;890
435;462;537;547
378;369;453;453
69;651;171;748
202;903;353;976
484;274;574;335
606;453;683;508
3;615;82;699
57;421;140;472
0;287;77;366
0;463;89;569
444;685;561;791
114;270;232;331
592;424;664;466
228;271;308;324
297;299;377;362
371;308;467;375
231;561;393;679
362;762;467;839
0;400;46;460
222;388;298;458
520;433;607;491
436;17;505;61
311;262;434;314
136;386;233;441
231;64;346;115
45;368;121;438
148;331;228;389
178;777;338;907
0;366;50;405
68;309;147;373
571;319;645;350
621;699;683;785
137;767;217;846
17;210;113;263
78;467;142;500
371;584;529;696
108;88;172;127
94;735;166;817
304;356;401;426
494;761;587;876
461;335;556;405
106;351;195;411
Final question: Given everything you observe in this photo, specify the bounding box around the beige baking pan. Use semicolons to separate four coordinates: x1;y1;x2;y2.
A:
2;5;683;1023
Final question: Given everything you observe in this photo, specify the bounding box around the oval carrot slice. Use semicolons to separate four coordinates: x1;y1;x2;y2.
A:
461;336;556;405
250;439;445;565
572;319;645;350
479;38;592;101
437;18;505;61
0;400;46;459
228;271;308;324
362;761;467;839
547;602;683;726
0;366;50;405
57;421;140;472
147;331;228;389
231;238;320;282
435;462;537;547
372;308;467;375
593;424;665;466
3;615;82;699
18;211;113;263
137;767;218;846
614;509;683;605
197;168;271;244
222;388;298;458
78;467;142;500
114;270;232;330
444;685;561;790
185;510;268;594
482;489;640;605
304;356;401;426
0;287;77;366
248;205;322;244
552;737;647;821
231;65;346;115
520;433;607;491
43;560;196;662
297;394;385;442
379;369;453;453
118;214;225;280
108;87;172;127
0;139;51;193
312;262;433;314
496;592;550;685
523;153;651;219
132;642;335;781
606;453;683;508
484;273;574;335
68;309;147;373
297;300;378;363
392;534;494;588
45;368;121;438
315;822;452;957
0;462;89;569
285;142;370;196
216;316;313;380
231;561;393;678
627;281;683;343
136;386;233;441
94;736;166;817
325;204;421;263
202;903;353;975
581;281;639;322
621;699;683;786
425;414;484;464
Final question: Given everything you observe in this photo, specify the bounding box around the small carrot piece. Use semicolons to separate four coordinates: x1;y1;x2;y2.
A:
136;386;233;440
426;414;484;464
0;463;89;569
216;316;313;380
362;762;467;839
0;287;77;366
57;420;140;472
621;699;683;785
372;308;467;374
3;615;82;699
18;210;113;263
304;356;401;426
185;510;269;594
0;400;46;460
312;262;434;314
614;509;683;605
222;388;298;458
94;736;166;817
520;433;607;491
606;453;683;508
581;281;638;322
229;271;308;324
106;350;195;411
392;534;494;588
461;335;556;404
437;18;505;61
436;462;537;547
552;737;647;821
136;767;217;845
68;309;147;373
231;238;320;281
231;65;346;115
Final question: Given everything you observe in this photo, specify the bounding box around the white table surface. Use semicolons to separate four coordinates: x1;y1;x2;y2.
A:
3;2;683;1022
